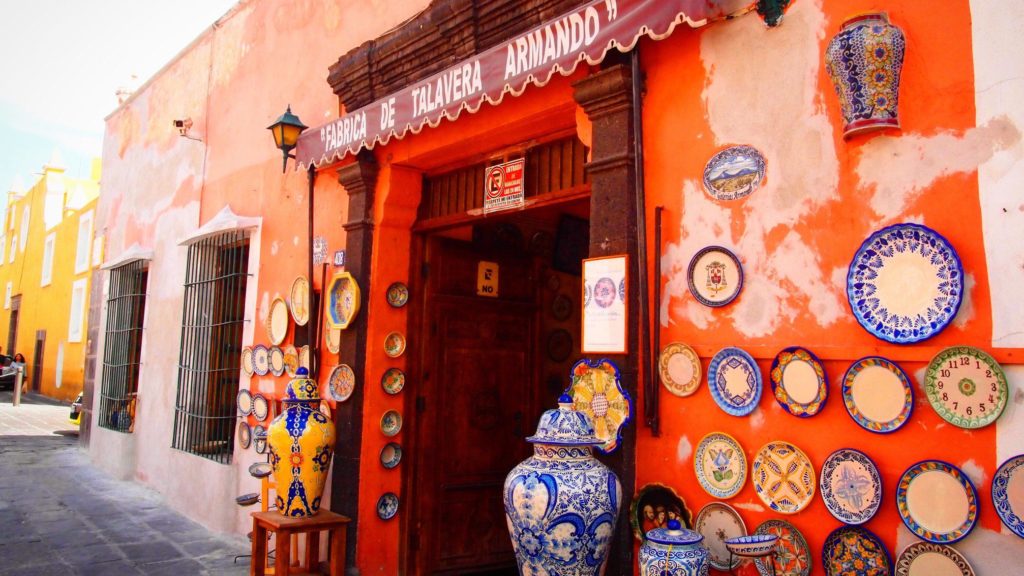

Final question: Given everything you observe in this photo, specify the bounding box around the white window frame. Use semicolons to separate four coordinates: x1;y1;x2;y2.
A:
3;282;10;309
0;234;6;266
8;235;15;264
19;206;29;253
41;233;56;286
68;278;87;343
75;210;94;274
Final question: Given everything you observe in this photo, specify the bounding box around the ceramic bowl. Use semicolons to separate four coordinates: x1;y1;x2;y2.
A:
724;534;777;558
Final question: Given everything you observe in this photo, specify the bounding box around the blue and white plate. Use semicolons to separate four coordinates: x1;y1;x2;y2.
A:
847;223;963;344
897;460;978;544
708;347;762;416
993;454;1024;538
377;492;399;520
820;448;882;525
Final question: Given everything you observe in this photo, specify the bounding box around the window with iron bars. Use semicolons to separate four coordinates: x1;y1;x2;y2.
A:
172;230;250;463
98;260;148;432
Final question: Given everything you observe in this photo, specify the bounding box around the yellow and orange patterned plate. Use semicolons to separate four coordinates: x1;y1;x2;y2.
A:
566;358;630;454
658;343;701;397
751;440;815;514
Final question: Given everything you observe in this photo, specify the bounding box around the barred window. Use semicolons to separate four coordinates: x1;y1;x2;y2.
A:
172;230;250;463
98;260;148;433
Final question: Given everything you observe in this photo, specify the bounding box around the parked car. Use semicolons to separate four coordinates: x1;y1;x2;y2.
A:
0;363;17;391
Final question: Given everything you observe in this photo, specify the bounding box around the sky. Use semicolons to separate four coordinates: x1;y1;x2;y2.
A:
0;0;238;195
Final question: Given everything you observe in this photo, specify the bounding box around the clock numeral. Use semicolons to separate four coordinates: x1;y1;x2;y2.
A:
953;401;958;410
942;392;948;401
948;360;958;369
985;369;992;378
966;406;973;416
937;381;944;389
960;357;971;366
979;404;986;413
941;369;951;378
992;383;998;392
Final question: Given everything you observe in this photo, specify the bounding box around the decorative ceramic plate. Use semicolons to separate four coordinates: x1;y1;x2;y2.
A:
702;145;767;201
236;389;253;415
325;326;341;355
380;442;402;469
252;394;269;422
253;425;267;454
546;329;573;363
687;246;743;307
381;368;405;395
725;534;777;558
925;346;1008;429
847;223;963;344
770;347;827;417
289;276;310;326
658;343;701;397
694;501;746;571
551;293;572;321
267;297;289;345
386;282;409;308
694;431;747;499
282;345;298;377
753;520;811;576
241;347;254;376
299;345;310;370
993;454;1024;537
252;344;270;376
629;483;694;540
329;364;356;403
566;358;631;454
822;526;891;576
820;448;882;525
896;541;975;576
897;460;978;543
237;421;252;449
708;347;762;417
236;493;259;507
269;346;285;377
327;271;361;330
384;332;406;358
842;356;913;433
248;462;272;479
377;492;399;520
381;410;402;437
751;440;815;514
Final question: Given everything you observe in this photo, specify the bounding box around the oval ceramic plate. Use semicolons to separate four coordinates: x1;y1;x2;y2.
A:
694;501;746;571
896;541;975;576
694;431;747;499
282;345;298;377
236;389;253;416
567;358;631;454
381;410;402;437
377;492;399;520
381;368;405;395
241;347;254;376
708;347;762;417
753;520;811;576
658;342;701;397
329;364;356;402
702;145;767;201
267;297;290;345
822;526;891;576
751;440;815;514
925;346;1007;429
237;421;252;450
386;282;409;308
319;401;332;419
253;425;267;454
629;483;694;540
384;332;406;358
993;454;1024;537
299;345;310;370
770;347;827;417
847;223;963;344
252;345;270;376
380;442;402;469
269;346;285;377
252;394;269;422
687;246;743;307
820;448;882;525
289;276;310;326
842;356;913;433
325;326;341;355
248;462;272;479
326;271;361;330
897;460;978;543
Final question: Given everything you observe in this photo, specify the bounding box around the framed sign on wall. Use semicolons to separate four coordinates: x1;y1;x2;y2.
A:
582;254;628;354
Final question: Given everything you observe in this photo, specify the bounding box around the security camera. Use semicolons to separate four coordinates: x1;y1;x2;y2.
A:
173;118;193;136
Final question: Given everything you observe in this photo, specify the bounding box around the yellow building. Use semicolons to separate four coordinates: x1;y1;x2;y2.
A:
0;155;101;402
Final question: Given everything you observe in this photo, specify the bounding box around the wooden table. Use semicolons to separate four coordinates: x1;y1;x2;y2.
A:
250;510;350;576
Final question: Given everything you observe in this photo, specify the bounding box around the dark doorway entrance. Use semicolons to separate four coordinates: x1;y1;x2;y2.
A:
33;330;45;392
7;294;20;355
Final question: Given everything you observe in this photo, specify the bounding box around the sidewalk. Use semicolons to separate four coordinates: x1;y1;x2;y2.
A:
0;392;250;575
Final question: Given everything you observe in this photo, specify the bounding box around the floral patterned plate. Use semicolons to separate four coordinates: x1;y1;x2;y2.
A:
751;440;815;514
282;345;298;377
384;332;406;358
842;356;913;433
252;344;270;376
694;431;746;499
565;358;631;454
822;526;891;576
381;410;402;437
820;448;882;525
386;282;409;308
770;346;827;417
381;368;405;395
897;460;978;543
329;364;356;403
753;520;810;576
658;342;701;397
925;346;1007;429
708;347;762;417
687;246;743;307
993;454;1024;537
694;501;746;571
377;492;399;520
895;541;975;576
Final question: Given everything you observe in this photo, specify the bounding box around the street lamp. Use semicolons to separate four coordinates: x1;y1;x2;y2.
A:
267;105;308;173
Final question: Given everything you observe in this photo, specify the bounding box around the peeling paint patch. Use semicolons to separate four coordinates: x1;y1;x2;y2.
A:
749;408;765;429
953;274;976;328
960;458;987;487
259;291;269;323
293;236;300;246
733;502;765;513
677;436;693;463
1015;387;1024;406
270;240;280;256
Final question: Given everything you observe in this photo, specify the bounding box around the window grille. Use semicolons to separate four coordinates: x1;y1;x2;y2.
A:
172;230;250;463
98;260;148;432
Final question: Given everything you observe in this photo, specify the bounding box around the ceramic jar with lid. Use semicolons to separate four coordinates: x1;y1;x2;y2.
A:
639;519;709;576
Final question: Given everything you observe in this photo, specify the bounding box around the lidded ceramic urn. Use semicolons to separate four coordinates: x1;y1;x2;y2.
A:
267;367;336;516
825;13;906;138
503;395;622;575
639;519;709;576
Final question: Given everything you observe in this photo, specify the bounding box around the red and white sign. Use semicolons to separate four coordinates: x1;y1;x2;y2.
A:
483;159;525;214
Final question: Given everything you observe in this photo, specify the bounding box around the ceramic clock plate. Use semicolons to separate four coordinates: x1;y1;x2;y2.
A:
658;342;701;397
897;460;978;543
770;347;827;417
566;358;631;454
694;432;747;499
629;483;694;540
252;344;270;376
327;271;361;330
380;442;402;469
753;520;811;576
282;345;298;377
702;145;767;202
381;368;405;395
236;389;253;416
384;332;406;358
267;297;289;345
269;346;285;377
299;345;310;370
251;394;269;422
289;276;310;326
329;364;356;403
325;326;341;355
820;448;882;525
377;492;399;520
992;454;1024;537
896;542;975;576
925;346;1007;429
847;223;963;344
751;440;815;514
842;356;913;433
694;501;746;571
687;246;743;307
241;347;254;376
708;347;762;417
237;421;252;450
381;410;402;437
822;526;891;576
386;282;409;308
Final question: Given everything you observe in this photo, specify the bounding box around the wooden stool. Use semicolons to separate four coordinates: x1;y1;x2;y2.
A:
251;510;350;576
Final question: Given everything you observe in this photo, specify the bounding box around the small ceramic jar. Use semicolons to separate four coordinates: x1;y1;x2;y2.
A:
639;519;709;576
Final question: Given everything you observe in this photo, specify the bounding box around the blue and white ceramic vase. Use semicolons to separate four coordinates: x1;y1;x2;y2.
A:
639;520;709;576
503;395;622;575
825;13;905;139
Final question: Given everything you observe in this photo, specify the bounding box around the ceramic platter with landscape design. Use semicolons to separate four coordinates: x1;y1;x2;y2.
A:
846;223;963;344
753;520;810;576
751;441;815;514
702;145;766;201
820;448;882;525
658;342;701;397
694;501;746;571
566;358;630;454
687;246;743;307
694;431;747;499
823;526;891;576
992;454;1024;537
897;460;978;544
708;347;762;417
925;346;1007;429
842;356;913;433
770;346;827;417
896;542;975;576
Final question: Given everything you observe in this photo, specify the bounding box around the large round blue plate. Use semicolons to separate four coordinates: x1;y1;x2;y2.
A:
896;460;978;544
846;223;963;344
993;454;1024;538
708;347;762;416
